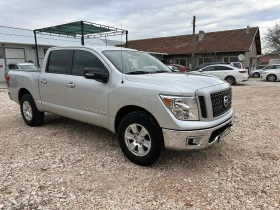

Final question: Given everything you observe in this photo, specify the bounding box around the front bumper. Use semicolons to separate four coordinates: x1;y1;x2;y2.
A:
162;117;233;150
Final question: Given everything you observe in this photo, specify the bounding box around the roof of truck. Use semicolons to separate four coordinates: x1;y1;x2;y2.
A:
49;45;137;52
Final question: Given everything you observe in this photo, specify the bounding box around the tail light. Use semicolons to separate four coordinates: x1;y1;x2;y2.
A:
239;70;247;73
5;75;10;87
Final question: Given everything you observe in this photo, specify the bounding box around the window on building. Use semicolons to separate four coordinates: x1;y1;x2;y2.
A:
223;56;238;63
47;50;71;74
175;59;186;67
0;48;4;59
72;50;105;76
198;57;212;65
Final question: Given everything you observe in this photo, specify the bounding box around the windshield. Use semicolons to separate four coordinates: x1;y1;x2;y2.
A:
102;50;171;74
19;64;40;70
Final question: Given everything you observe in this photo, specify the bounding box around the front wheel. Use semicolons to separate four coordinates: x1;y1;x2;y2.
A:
20;94;45;126
117;111;164;166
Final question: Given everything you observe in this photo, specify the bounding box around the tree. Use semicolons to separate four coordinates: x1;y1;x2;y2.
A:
263;22;280;54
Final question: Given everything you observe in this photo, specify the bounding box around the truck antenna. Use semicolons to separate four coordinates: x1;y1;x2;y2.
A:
121;24;124;84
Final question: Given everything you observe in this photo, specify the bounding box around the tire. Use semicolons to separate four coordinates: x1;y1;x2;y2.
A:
20;94;44;126
266;74;277;82
253;72;260;78
117;111;164;166
225;76;236;85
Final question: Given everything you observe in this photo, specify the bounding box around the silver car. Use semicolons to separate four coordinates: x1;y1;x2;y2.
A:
250;65;280;78
5;62;40;75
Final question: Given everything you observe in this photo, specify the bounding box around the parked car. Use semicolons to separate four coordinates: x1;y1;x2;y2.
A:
168;64;188;72
195;64;249;85
260;65;280;82
192;62;227;71
167;65;180;72
230;62;246;69
5;62;40;75
250;65;280;78
6;46;233;166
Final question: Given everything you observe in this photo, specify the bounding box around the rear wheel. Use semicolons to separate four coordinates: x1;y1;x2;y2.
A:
20;94;44;126
117;111;164;166
225;76;236;85
253;72;260;78
266;74;277;82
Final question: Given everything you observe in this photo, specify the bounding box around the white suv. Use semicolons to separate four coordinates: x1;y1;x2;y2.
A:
260;65;280;82
197;64;249;85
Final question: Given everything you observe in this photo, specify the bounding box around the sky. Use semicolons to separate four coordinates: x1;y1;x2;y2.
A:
0;0;279;42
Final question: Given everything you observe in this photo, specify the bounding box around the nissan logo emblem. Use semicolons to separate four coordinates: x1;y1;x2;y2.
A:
224;96;229;107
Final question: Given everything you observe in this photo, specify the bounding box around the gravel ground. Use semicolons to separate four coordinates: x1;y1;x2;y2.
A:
0;79;279;210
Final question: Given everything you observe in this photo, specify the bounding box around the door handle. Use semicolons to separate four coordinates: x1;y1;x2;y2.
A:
66;83;75;88
41;79;47;84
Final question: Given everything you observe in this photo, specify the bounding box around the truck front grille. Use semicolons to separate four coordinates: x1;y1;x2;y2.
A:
210;88;232;118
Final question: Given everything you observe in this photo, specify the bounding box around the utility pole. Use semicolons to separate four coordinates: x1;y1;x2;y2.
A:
191;16;196;69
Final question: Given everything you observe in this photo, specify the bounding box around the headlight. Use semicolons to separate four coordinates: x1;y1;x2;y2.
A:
160;95;199;121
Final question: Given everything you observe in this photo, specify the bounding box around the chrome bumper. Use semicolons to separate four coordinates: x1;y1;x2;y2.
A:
162;117;233;150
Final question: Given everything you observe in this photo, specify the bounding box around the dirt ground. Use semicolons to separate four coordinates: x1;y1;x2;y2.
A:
0;79;279;210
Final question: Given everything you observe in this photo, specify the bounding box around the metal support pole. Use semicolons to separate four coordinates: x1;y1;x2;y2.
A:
191;16;196;69
81;21;84;46
125;31;128;48
34;30;40;67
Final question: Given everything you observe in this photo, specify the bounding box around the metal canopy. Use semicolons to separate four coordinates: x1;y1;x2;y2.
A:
33;21;128;66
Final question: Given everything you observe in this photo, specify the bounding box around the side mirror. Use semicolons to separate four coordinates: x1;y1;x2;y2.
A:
84;68;109;83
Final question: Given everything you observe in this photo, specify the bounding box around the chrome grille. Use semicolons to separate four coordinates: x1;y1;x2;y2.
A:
210;88;232;117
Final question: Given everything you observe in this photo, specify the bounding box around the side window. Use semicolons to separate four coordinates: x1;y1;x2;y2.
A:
264;66;272;70
9;64;19;70
203;66;215;71
72;50;105;76
233;63;241;68
224;66;233;70
214;66;225;71
47;50;71;74
275;65;280;69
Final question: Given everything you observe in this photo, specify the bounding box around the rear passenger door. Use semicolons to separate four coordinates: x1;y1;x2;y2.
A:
275;65;280;79
65;49;110;128
39;49;72;112
213;65;230;79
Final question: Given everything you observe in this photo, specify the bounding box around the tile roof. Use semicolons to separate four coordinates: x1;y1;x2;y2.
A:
125;27;260;55
0;26;105;46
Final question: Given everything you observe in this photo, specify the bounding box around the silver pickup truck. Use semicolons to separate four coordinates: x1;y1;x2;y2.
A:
6;46;233;166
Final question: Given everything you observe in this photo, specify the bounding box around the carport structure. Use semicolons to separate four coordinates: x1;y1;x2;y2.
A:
33;21;128;66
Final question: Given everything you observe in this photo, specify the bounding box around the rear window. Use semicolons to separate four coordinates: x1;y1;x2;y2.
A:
232;63;241;68
47;50;71;74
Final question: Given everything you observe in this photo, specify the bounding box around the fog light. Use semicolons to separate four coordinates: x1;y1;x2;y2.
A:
187;137;202;146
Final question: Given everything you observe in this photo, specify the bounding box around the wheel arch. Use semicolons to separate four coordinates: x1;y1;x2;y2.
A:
18;88;32;102
114;105;159;133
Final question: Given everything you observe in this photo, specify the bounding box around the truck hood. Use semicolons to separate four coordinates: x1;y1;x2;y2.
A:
125;72;227;95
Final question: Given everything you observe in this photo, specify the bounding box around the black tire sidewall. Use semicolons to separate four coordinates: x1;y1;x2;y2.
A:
253;73;259;78
117;112;163;166
267;74;276;82
20;94;39;126
225;76;235;85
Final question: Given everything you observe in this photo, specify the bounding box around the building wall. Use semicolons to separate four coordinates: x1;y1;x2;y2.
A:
244;40;258;70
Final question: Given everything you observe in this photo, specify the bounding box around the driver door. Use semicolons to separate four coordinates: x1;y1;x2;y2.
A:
65;49;110;128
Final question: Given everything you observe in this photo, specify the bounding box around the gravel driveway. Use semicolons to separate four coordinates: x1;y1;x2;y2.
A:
0;79;279;210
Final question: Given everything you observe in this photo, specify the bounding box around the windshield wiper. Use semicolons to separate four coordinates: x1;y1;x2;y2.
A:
151;70;170;73
126;71;151;74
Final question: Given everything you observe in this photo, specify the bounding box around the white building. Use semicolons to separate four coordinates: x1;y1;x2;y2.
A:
0;26;106;82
